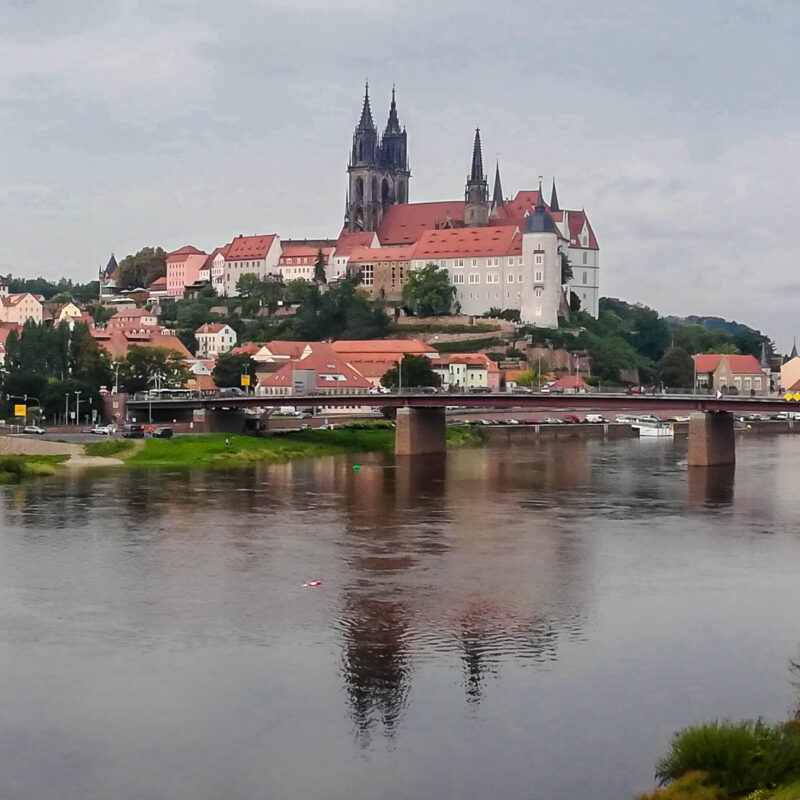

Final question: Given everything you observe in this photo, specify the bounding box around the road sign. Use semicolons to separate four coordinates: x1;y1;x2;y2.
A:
794;393;800;402
712;390;722;399
785;393;794;401
13;404;26;417
240;374;251;387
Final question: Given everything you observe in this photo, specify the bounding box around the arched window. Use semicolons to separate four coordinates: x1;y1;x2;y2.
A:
382;178;390;204
398;182;406;204
371;177;378;201
355;177;363;199
357;141;363;161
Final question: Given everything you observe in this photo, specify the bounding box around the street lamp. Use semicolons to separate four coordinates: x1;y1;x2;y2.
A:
74;391;81;427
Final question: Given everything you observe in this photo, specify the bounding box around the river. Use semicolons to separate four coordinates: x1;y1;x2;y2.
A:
1;435;799;800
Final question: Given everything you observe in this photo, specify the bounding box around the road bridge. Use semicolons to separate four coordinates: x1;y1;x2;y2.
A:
124;393;800;465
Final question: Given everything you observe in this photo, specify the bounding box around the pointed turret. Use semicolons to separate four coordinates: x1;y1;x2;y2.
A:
492;161;504;209
550;178;560;212
470;128;485;182
357;81;375;131
465;129;489;226
525;180;558;234
384;86;401;135
791;338;798;360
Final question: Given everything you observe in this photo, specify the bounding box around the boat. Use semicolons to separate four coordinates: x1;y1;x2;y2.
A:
632;421;674;437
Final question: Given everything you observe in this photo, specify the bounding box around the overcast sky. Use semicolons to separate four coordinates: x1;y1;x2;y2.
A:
2;0;798;348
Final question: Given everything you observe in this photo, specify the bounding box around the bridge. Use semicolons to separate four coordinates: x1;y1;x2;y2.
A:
124;392;800;466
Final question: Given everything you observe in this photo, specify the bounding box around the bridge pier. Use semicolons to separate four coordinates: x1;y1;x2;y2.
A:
687;411;735;467
395;407;447;456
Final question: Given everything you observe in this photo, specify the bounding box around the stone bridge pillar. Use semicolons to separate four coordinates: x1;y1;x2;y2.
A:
687;411;735;467
395;407;447;456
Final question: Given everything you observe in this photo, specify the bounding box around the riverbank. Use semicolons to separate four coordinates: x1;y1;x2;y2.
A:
0;454;69;483
88;424;481;468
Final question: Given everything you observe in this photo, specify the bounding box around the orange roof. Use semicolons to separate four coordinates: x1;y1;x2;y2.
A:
232;342;261;356
148;276;167;288
334;231;378;258
693;354;723;373
331;339;435;356
413;225;521;259
726;354;765;375
196;323;229;334
377;201;467;245
226;235;277;262
260;343;370;390
552;374;590;389
347;245;414;264
1;293;41;307
262;340;312;359
111;307;155;319
91;329;193;360
279;244;332;261
167;245;206;261
0;323;22;344
347;359;397;379
432;353;500;372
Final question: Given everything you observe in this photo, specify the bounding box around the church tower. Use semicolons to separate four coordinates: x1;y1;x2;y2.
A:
346;83;410;233
464;129;489;227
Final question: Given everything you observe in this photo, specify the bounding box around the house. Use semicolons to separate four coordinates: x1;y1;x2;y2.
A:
693;354;769;396
278;241;334;283
257;342;371;399
328;231;379;281
346;245;414;302
185;359;217;393
222;235;281;296
195;323;237;358
329;339;437;387
91;328;193;362
431;353;502;392
107;306;160;330
0;275;10;298
780;343;800;391
166;245;208;298
0;293;43;325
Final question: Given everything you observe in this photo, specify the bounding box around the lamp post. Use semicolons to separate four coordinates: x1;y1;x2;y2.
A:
65;394;69;426
398;358;403;394
74;391;81;428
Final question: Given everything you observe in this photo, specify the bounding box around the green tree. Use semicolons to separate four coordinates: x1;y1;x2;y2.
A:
69;322;113;389
236;274;284;315
402;263;455;316
118;346;190;394
656;346;694;388
515;366;545;387
313;249;327;285
115;247;167;289
380;354;441;389
560;252;573;284
569;292;582;313
41;379;103;424
212;352;257;389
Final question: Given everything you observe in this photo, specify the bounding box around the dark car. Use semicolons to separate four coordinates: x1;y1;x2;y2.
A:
122;424;145;439
220;387;246;397
469;386;492;394
152;426;174;439
418;386;438;394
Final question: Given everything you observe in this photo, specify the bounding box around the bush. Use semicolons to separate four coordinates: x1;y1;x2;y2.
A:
655;720;800;796
84;439;135;458
638;771;726;800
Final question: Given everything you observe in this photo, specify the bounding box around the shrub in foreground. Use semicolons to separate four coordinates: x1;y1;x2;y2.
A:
638;771;726;800
655;720;800;796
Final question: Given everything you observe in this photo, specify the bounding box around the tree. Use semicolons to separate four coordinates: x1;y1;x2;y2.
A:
313;249;327;285
69;322;113;389
212;352;257;389
118;346;190;393
569;292;582;313
380;354;441;389
236;274;284;315
402;263;455;317
560;252;573;284
115;247;167;289
515;366;544;387
656;346;694;389
41;379;103;424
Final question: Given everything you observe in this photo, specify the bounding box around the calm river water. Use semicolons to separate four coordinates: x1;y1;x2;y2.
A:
1;436;800;800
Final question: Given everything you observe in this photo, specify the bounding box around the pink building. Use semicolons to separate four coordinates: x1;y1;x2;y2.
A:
166;245;207;298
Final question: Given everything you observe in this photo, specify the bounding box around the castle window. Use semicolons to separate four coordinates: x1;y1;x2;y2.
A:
518;257;523;265
508;258;514;266
535;254;543;265
472;259;477;267
583;271;587;284
583;252;588;264
468;273;480;284
453;273;465;284
486;273;499;284
535;288;542;297
535;271;543;282
361;265;374;285
454;259;464;268
518;274;523;282
507;274;514;284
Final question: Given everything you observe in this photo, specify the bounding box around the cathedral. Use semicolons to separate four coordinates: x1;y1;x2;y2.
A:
344;83;410;234
339;84;601;322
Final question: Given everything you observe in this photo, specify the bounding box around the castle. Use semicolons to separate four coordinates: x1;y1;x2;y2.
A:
339;83;600;322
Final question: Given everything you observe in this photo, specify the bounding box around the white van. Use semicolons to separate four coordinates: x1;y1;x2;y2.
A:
584;414;607;424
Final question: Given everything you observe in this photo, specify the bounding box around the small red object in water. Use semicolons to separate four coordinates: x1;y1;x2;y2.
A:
302;580;322;587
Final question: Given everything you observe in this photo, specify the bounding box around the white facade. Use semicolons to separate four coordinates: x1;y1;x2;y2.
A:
223;238;282;297
195;324;237;358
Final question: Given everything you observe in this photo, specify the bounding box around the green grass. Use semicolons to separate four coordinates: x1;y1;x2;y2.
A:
0;454;68;483
84;439;136;458
655;721;800;797
125;424;481;468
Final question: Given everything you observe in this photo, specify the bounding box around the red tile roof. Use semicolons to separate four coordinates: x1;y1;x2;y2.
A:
432;353;501;372
262;341;312;359
552;374;590;389
202;244;232;269
331;339;436;356
565;210;599;251
111;307;156;319
91;329;193;361
196;323;229;334
226;235;277;262
231;342;261;356
377;201;466;245
725;354;765;375
279;244;332;261
1;293;41;307
260;343;370;390
693;354;723;373
333;231;379;257
167;245;206;261
413;226;521;259
148;276;167;288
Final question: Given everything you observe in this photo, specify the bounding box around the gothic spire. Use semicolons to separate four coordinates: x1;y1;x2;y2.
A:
492;160;504;208
791;337;798;360
550;178;560;212
384;85;402;135
358;81;375;131
535;178;546;209
470;128;485;182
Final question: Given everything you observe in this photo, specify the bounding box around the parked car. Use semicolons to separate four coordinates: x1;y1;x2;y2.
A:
152;426;173;439
469;386;492;394
319;423;337;430
478;419;493;426
91;425;113;435
122;424;145;439
220;387;246;397
584;414;607;423
504;418;520;425
563;414;581;424
23;425;46;435
512;387;533;394
522;418;542;425
418;386;438;394
540;386;551;394
773;412;789;420
542;417;562;424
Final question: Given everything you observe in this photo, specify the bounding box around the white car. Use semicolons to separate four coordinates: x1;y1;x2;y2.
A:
91;425;113;435
23;425;46;435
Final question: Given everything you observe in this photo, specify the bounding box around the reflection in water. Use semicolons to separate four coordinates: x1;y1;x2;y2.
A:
1;437;799;800
688;465;736;509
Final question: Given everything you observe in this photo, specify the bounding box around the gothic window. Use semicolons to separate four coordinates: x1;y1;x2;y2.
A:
355;178;364;199
371;177;378;201
382;179;390;204
583;252;588;264
357;141;363;161
398;182;406;203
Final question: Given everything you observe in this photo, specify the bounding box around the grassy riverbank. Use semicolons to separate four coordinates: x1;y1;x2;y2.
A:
118;423;481;468
0;454;69;483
